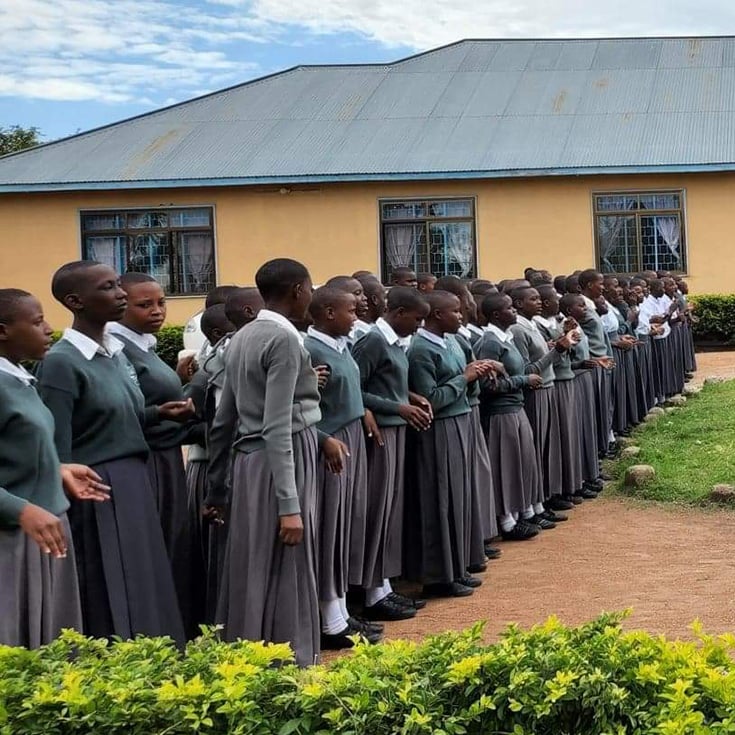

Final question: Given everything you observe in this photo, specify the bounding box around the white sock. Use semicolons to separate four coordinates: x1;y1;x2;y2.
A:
320;599;349;635
533;502;545;515
500;514;516;532
338;596;349;621
365;585;388;607
381;578;393;597
608;429;615;443
521;506;535;520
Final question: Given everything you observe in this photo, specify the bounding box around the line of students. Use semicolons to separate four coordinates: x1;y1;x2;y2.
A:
0;259;695;664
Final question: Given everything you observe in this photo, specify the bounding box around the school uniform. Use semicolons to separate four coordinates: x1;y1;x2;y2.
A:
349;319;373;345
534;316;583;499
600;305;633;435
508;316;562;502
636;295;672;402
107;322;204;638
351;319;409;589
466;323;485;349
676;293;697;374
304;328;368;606
0;360;82;648
579;299;614;453
475;325;541;517
207;310;320;667
569;333;600;485
457;326;498;549
405;328;476;585
37;329;184;644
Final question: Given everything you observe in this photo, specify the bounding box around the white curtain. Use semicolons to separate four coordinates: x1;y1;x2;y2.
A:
656;216;681;263
446;223;473;277
182;233;213;291
85;237;118;269
384;224;417;269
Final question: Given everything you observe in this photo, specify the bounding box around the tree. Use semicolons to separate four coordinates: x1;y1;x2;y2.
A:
0;126;41;156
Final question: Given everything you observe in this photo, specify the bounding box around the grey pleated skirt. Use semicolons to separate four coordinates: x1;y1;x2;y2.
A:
0;514;82;648
484;409;540;516
523;386;560;501
669;324;686;395
573;369;599;484
70;457;185;645
315;419;368;602
611;346;630;434
216;428;320;668
362;425;406;588
147;447;197;639
622;347;641;427
554;380;583;496
593;367;614;451
470;405;498;542
185;459;227;626
404;414;473;585
683;322;697;373
635;340;656;413
650;338;667;402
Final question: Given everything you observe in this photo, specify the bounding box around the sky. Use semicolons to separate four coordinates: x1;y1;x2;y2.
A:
2;0;735;142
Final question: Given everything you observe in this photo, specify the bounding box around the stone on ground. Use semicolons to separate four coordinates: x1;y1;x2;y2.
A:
624;465;656;489
644;407;665;422
666;395;687;407
620;446;641;459
705;376;726;385
683;385;702;397
709;485;735;505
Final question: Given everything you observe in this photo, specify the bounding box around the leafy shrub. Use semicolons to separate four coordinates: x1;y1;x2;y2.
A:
5;613;735;734
691;295;735;344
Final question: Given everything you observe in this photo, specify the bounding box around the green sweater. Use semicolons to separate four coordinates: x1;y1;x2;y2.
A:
508;317;560;388
304;335;364;436
475;331;533;415
0;372;68;528
580;308;613;358
407;332;471;420
351;329;409;428
37;340;150;465
534;318;575;381
455;332;480;407
115;334;203;450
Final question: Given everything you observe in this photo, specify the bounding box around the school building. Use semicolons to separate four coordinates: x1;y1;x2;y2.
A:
1;36;735;325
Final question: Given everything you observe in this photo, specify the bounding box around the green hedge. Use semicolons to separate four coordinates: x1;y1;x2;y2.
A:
691;295;735;345
4;613;735;734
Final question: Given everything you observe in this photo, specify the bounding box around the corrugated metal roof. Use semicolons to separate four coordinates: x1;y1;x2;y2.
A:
4;37;735;191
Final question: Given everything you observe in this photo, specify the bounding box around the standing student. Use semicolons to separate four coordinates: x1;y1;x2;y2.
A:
196;285;240;365
417;273;437;294
509;287;576;520
107;273;200;638
391;267;418;289
351;287;431;621
37;261;186;644
534;286;584;508
224;286;265;331
636;279;672;403
355;275;387;326
325;276;372;342
405;291;494;597
304;288;381;649
475;293;543;540
0;289;111;648
206;258;336;667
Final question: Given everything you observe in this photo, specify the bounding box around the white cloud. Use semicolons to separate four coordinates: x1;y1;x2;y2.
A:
1;0;735;109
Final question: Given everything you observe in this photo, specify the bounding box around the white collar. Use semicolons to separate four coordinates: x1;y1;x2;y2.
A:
106;322;157;352
417;327;446;348
375;317;400;346
516;314;539;331
582;295;596;311
486;322;513;343
533;315;557;330
351;319;372;337
307;326;348;354
62;328;124;360
457;325;472;340
0;357;36;385
467;323;484;337
256;309;304;345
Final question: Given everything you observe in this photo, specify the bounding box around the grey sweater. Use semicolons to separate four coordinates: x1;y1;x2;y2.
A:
207;319;321;515
508;317;561;388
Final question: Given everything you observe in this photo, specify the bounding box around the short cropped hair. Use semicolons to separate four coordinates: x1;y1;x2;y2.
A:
559;293;584;313
224;287;262;327
386;286;428;313
433;275;465;297
0;288;33;324
308;286;354;318
200;304;233;343
120;272;157;290
481;292;511;321
51;260;103;303
579;269;602;289
324;275;359;291
255;259;310;301
205;285;239;309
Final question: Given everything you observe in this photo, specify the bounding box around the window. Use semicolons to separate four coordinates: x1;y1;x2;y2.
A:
379;198;477;282
81;207;215;296
593;192;686;274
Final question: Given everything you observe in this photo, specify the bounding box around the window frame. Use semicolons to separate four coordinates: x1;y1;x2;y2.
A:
79;204;218;297
377;196;478;283
592;189;688;275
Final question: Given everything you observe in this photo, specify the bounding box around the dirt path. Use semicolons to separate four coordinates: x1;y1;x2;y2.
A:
379;351;735;644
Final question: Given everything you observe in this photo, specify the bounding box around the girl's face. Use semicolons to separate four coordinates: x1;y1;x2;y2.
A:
331;294;357;337
493;295;517;329
122;281;167;334
75;265;128;323
391;304;429;338
0;296;53;362
434;295;463;334
293;277;313;320
543;293;560;316
516;288;542;318
345;279;369;319
564;296;587;323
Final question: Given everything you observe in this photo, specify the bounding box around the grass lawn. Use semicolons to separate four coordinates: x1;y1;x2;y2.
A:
613;380;735;505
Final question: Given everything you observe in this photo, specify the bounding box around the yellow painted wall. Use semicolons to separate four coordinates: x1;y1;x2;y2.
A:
0;172;731;328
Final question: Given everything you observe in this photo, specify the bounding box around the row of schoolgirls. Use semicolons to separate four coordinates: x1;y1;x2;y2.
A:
0;258;695;667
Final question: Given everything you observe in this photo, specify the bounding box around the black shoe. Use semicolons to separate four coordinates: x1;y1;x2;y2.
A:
321;625;360;650
363;597;417;621
346;619;383;644
501;522;539;541
484;545;502;560
541;509;568;523
547;496;574;511
422;582;474;598
575;488;598;500
387;591;426;610
457;575;482;588
467;562;487;574
584;481;603;494
564;494;583;505
348;616;384;635
598;471;612;482
529;514;557;530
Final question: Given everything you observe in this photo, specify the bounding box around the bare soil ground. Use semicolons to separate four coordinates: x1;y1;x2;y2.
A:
378;351;735;645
